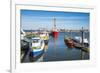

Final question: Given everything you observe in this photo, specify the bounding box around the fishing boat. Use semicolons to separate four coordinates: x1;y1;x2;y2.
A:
30;37;45;58
64;35;89;47
39;31;49;45
52;18;58;38
21;29;29;61
73;36;89;47
73;36;89;52
21;29;26;40
64;35;89;52
64;37;74;48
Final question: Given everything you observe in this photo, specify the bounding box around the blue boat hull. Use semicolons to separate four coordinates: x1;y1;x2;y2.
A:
30;49;44;58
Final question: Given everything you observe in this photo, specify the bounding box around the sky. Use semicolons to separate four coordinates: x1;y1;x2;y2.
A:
21;9;90;30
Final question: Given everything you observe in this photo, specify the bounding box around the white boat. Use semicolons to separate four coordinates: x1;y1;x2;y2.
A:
73;36;89;47
21;29;26;40
39;31;49;40
74;36;88;43
30;37;45;57
39;31;49;45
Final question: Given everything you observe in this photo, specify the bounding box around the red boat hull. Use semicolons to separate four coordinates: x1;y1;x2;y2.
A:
52;31;58;38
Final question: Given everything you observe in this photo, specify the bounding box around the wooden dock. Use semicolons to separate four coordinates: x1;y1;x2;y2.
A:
74;42;89;53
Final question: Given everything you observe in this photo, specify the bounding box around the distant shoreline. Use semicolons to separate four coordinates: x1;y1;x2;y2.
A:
23;29;89;32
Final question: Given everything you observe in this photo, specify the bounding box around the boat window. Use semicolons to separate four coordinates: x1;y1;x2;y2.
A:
21;31;23;34
32;39;39;43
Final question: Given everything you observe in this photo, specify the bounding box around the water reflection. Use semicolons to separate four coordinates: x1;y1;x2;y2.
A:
21;32;89;63
44;45;48;52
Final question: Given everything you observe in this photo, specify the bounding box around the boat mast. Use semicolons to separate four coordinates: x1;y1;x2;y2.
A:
53;17;57;31
54;17;56;30
81;27;84;47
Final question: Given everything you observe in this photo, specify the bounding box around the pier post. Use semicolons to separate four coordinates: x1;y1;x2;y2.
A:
81;27;85;59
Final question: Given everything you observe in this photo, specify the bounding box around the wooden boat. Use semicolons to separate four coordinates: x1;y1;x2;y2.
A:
64;36;89;52
64;37;74;48
64;27;89;52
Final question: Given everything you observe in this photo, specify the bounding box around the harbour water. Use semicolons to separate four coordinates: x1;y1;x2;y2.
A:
22;32;89;63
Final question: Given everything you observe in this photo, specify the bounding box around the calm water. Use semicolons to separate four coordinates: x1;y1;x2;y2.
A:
43;32;89;62
22;32;89;63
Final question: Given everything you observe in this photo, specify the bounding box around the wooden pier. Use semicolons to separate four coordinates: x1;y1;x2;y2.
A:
74;42;89;53
64;27;89;53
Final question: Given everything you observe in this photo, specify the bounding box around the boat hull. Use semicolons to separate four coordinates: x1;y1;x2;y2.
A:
52;31;58;38
30;37;45;58
30;49;44;58
64;38;74;48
